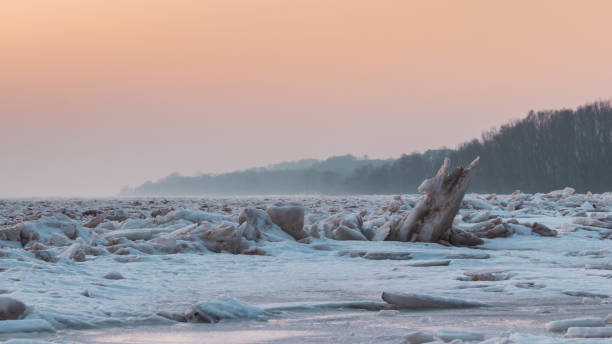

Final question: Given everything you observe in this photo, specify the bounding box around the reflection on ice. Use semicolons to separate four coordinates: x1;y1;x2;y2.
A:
88;328;314;344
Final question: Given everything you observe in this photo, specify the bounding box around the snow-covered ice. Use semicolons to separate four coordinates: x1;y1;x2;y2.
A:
545;317;606;332
1;191;611;343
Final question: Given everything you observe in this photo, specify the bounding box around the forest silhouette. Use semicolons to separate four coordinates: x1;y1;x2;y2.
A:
127;101;612;195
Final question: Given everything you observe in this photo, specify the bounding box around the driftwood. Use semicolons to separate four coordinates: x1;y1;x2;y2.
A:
397;157;480;243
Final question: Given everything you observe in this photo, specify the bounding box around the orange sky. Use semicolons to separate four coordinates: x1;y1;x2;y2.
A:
2;0;612;196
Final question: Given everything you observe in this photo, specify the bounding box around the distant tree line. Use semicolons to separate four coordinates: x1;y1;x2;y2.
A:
126;101;612;195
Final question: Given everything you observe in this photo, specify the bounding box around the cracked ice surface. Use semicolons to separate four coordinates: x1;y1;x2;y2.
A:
1;192;611;343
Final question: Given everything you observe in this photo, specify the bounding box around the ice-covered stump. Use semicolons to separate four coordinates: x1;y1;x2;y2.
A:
398;157;480;243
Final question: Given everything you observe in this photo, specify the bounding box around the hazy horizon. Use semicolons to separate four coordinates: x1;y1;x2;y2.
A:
3;0;612;197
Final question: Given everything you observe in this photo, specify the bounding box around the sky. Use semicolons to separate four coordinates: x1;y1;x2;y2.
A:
2;0;612;197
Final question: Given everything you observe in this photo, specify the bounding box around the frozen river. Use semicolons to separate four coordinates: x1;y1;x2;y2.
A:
1;192;611;343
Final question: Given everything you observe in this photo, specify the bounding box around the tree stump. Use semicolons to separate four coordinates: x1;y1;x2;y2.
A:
397;157;480;243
